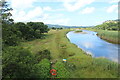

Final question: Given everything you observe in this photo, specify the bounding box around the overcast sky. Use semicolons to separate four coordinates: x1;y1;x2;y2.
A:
7;0;119;26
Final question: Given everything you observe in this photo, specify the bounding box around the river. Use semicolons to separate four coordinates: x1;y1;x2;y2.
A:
66;30;119;62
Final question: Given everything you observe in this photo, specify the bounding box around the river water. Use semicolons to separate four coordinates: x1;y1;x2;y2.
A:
66;30;119;62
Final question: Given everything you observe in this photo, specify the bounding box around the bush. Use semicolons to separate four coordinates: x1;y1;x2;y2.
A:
2;47;38;78
35;49;51;62
54;62;70;78
35;59;50;78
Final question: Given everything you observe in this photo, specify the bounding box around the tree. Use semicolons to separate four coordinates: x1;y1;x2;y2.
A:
2;24;21;46
1;0;14;24
2;47;38;78
26;22;49;39
52;27;56;30
14;22;30;40
1;1;20;46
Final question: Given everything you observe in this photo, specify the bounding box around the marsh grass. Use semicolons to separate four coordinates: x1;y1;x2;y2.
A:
97;30;119;44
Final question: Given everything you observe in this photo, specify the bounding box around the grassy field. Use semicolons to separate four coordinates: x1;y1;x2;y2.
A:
21;29;119;78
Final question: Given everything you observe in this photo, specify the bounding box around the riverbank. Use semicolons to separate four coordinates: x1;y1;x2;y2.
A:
21;29;119;78
85;28;119;44
97;30;119;44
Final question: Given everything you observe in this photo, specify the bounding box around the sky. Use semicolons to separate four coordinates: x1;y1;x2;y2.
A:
7;0;119;26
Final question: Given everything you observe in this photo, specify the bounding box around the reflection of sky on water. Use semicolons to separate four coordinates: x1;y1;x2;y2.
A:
67;30;119;62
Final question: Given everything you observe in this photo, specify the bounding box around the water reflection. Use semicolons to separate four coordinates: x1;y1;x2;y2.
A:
67;30;119;62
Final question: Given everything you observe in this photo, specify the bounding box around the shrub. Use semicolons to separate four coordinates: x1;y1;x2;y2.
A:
35;49;51;62
2;47;37;78
54;62;70;78
35;59;50;78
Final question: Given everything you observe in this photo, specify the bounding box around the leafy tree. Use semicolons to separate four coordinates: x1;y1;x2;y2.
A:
2;47;38;78
2;24;21;46
13;22;29;40
26;22;49;39
1;1;21;46
51;27;56;30
1;1;14;24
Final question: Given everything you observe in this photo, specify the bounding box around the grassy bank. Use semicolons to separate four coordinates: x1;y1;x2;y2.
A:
85;28;119;44
97;30;119;44
21;29;119;78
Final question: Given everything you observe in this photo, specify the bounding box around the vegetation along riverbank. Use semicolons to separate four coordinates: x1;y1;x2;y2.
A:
87;20;120;44
22;29;119;78
2;1;119;78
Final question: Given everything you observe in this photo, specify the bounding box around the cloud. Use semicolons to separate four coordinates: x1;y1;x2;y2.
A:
43;6;53;11
10;6;70;25
43;6;65;12
107;5;118;13
41;14;70;25
109;0;119;3
9;0;37;10
11;7;44;22
63;0;95;12
81;7;95;14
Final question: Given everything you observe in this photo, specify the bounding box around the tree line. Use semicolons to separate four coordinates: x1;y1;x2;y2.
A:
3;21;49;47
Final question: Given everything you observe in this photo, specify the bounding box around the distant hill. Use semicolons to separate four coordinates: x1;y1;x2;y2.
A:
46;24;93;28
103;19;120;24
94;19;119;30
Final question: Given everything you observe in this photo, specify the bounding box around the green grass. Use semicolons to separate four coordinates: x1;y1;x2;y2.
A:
97;30;119;44
21;29;119;78
75;30;82;33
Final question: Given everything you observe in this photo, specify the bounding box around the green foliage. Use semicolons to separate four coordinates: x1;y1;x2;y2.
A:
54;62;70;78
1;1;49;46
93;22;119;43
1;1;20;46
2;47;38;78
35;59;50;78
22;29;119;78
51;27;63;30
35;49;51;62
13;22;49;41
94;22;119;31
2;24;21;46
0;1;14;24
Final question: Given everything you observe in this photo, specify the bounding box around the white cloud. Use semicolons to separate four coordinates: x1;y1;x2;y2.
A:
81;7;95;14
43;6;65;12
9;0;37;10
11;7;44;22
107;5;118;13
43;6;53;11
11;7;70;25
63;0;95;12
41;14;70;25
109;0;119;3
